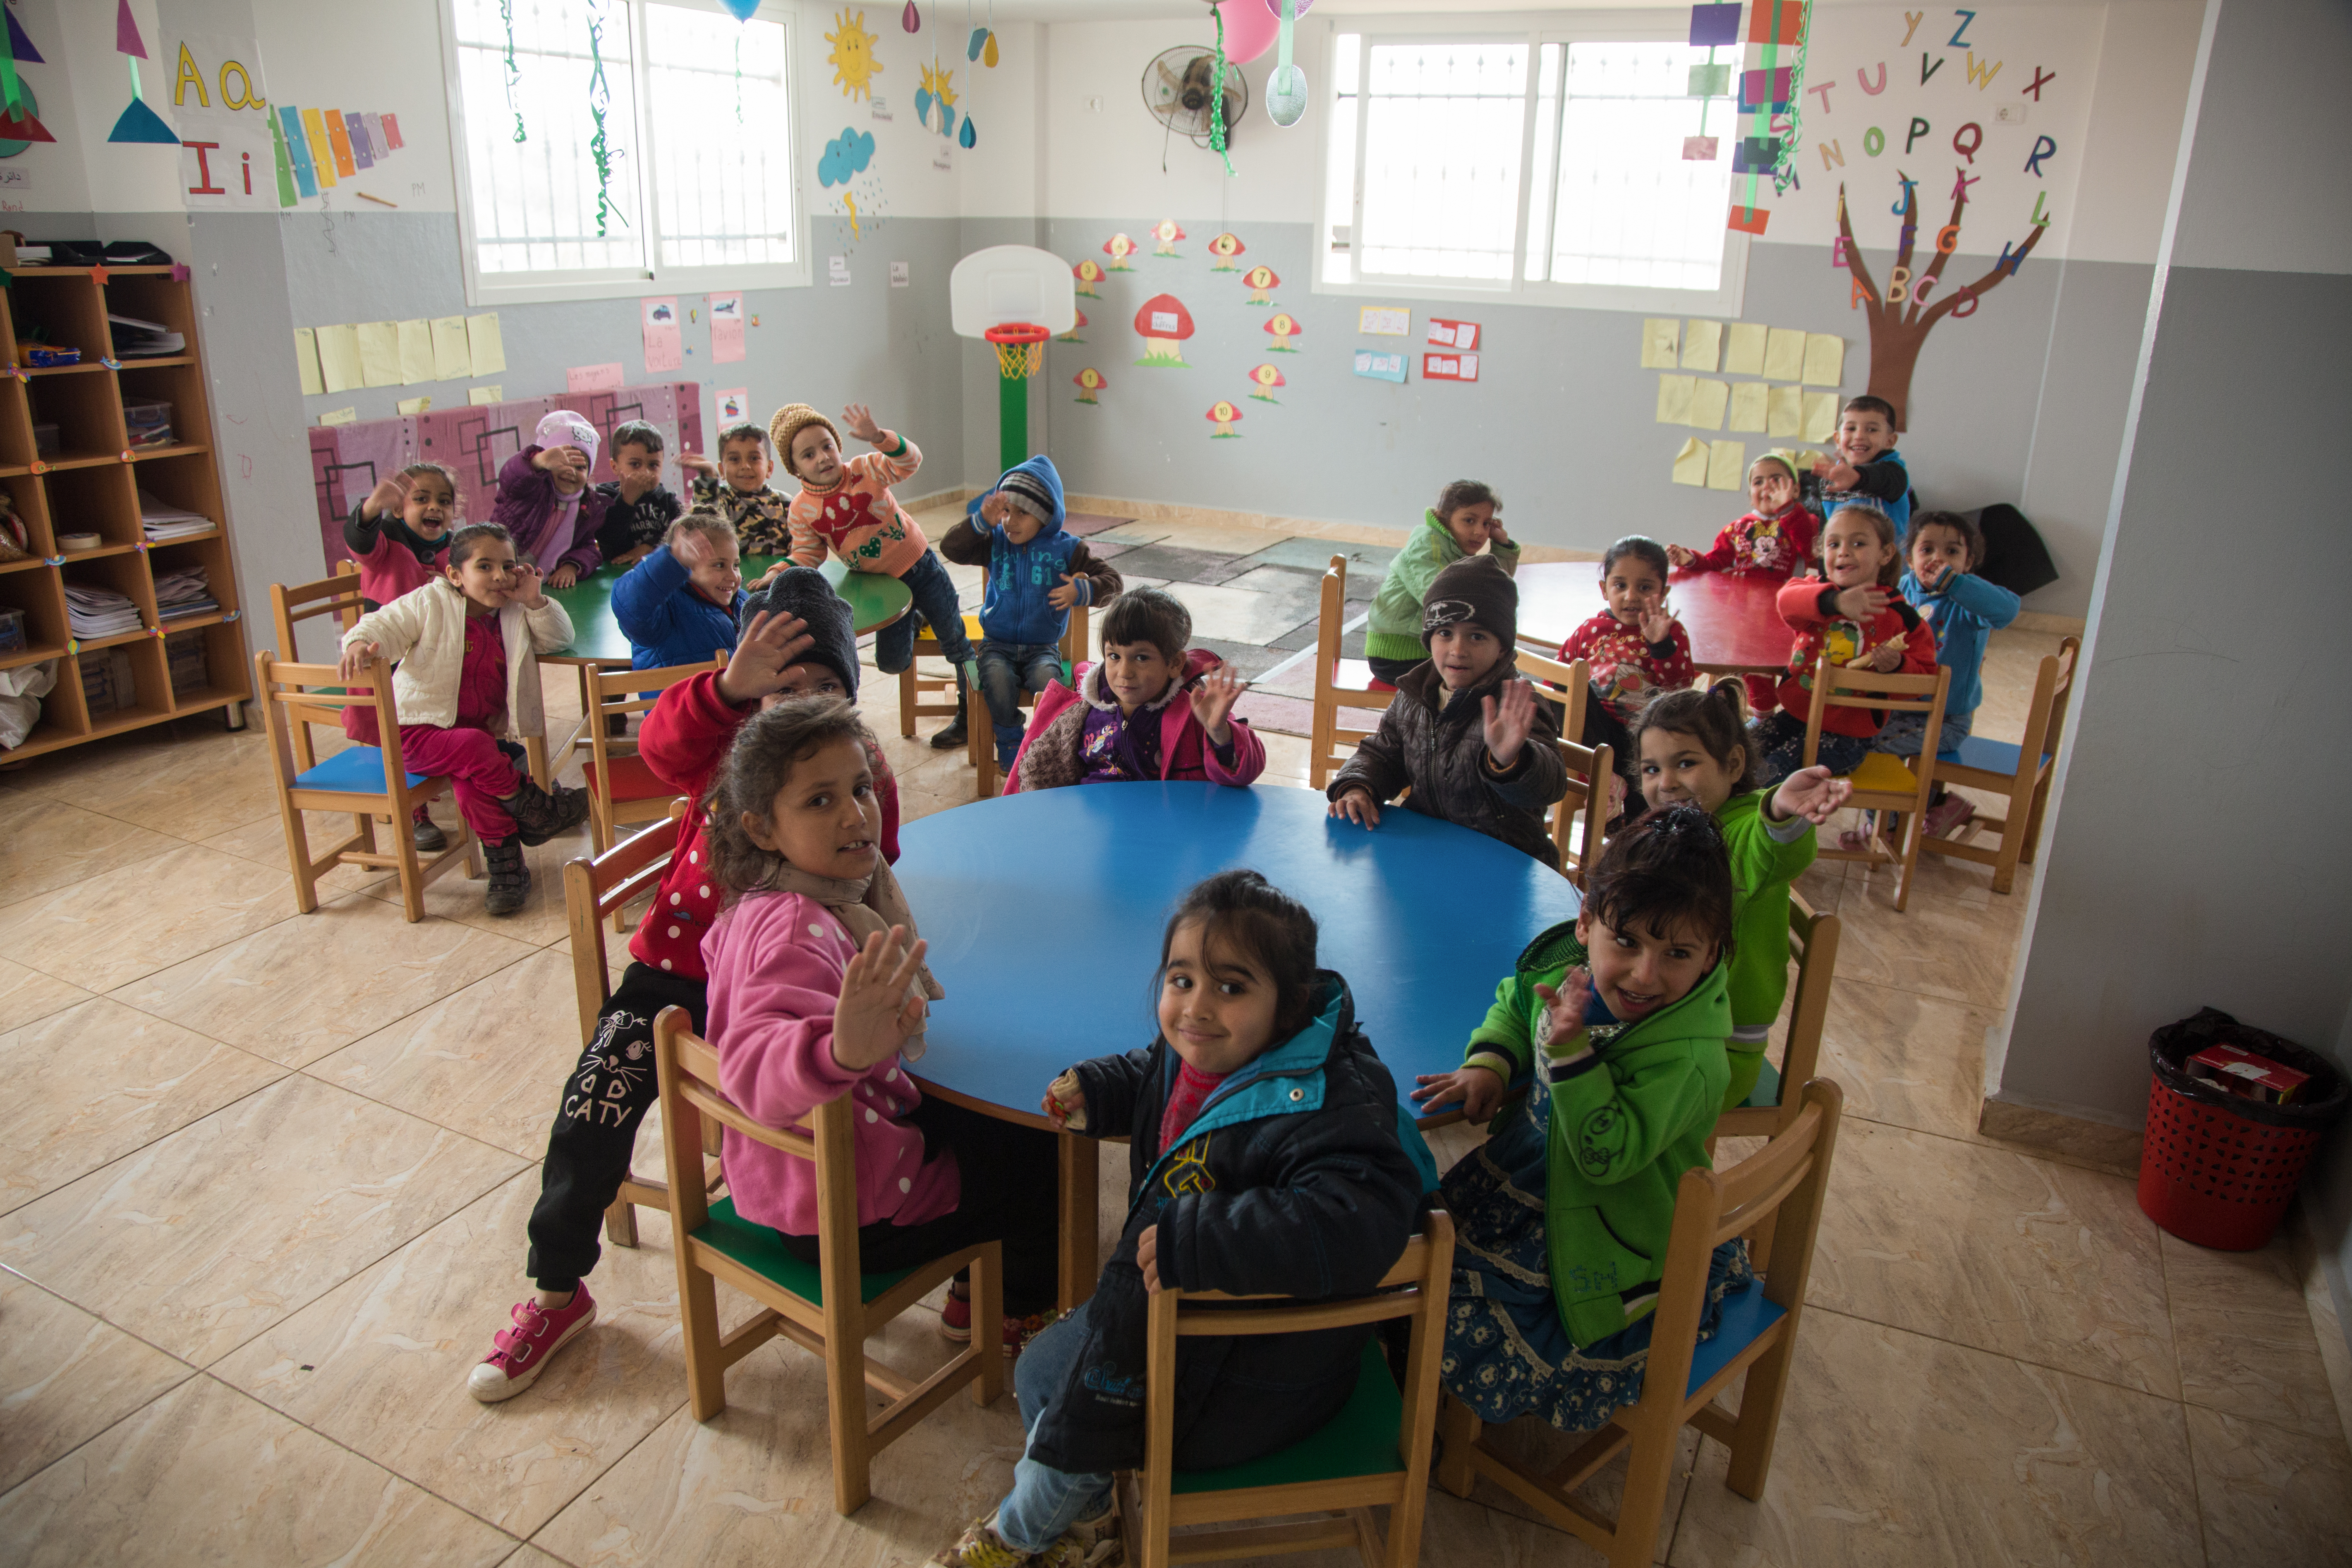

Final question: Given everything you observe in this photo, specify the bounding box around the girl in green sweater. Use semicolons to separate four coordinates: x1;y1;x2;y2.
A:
1631;684;1849;1110
1364;480;1519;686
1410;807;1748;1431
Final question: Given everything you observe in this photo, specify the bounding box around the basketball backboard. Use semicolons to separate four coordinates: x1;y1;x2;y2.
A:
949;244;1077;338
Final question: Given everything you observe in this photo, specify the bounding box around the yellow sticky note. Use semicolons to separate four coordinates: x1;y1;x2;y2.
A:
1727;382;1769;432
1706;439;1747;491
1723;322;1768;376
1802;390;1842;443
1801;333;1845;387
1671;437;1710;487
315;324;363;393
1766;385;1804;438
1681;319;1722;372
1655;374;1695;424
1641;318;1681;369
1763;328;1806;381
467;313;506;377
469;385;504;406
292;328;324;396
396;319;434;384
356;321;401;388
319;407;357;427
397;396;432;415
1688;378;1730;431
430;316;472;381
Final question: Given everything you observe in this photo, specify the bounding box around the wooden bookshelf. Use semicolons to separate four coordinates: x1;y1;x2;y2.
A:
0;265;249;761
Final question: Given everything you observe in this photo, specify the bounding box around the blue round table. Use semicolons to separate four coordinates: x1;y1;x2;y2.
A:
896;782;1581;1307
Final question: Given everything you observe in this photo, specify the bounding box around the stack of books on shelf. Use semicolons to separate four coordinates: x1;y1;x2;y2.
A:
139;491;211;541
65;582;142;640
153;565;218;622
108;314;184;357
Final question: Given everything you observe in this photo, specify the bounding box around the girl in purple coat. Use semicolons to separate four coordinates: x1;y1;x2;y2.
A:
493;409;611;588
700;697;1063;1353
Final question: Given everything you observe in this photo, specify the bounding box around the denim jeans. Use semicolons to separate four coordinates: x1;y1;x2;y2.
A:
996;1301;1114;1554
979;639;1066;767
873;549;975;676
1870;705;1971;760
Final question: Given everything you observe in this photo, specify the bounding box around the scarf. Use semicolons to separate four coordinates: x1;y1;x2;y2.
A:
752;853;945;1060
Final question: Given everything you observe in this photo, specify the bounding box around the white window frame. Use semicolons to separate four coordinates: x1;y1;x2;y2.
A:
1313;10;1749;317
438;0;810;306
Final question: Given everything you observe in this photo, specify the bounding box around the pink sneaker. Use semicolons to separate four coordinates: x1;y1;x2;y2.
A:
1923;794;1976;839
467;1286;596;1403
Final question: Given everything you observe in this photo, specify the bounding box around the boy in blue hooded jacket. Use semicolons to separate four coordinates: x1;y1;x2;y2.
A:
939;455;1125;769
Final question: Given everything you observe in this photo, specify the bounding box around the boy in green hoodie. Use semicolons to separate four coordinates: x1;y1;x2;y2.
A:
1364;479;1518;686
1411;805;1753;1433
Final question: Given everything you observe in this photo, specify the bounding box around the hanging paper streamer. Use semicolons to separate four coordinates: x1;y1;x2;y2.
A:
1267;0;1307;128
109;1;177;144
1206;1;1234;177
500;0;525;142
586;0;621;237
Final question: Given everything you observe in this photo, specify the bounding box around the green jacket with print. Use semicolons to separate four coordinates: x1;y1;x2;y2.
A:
1364;510;1520;664
1462;922;1731;1347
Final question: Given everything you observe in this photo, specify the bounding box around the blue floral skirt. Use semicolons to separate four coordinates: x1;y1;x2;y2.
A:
1439;1132;1754;1432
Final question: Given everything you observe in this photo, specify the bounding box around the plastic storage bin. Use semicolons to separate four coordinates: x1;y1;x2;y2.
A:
2138;1008;2347;1250
123;400;175;448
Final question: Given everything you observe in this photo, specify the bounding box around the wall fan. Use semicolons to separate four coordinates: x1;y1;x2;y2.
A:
1141;45;1248;151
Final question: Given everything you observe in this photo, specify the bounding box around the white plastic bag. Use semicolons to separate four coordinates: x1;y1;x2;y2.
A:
0;658;56;749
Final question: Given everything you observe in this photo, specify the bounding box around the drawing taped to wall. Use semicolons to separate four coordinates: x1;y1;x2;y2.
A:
1134;294;1195;366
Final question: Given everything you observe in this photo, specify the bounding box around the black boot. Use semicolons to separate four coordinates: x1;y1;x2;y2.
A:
484;835;530;915
496;777;592;846
932;670;971;750
412;813;448;853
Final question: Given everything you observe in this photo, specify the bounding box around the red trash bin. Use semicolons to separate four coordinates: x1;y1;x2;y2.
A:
2136;1008;2345;1251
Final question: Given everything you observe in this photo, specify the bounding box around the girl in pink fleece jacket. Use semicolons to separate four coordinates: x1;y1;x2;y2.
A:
701;697;1063;1352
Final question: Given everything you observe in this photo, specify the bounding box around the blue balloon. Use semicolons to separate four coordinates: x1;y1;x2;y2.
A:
720;0;760;18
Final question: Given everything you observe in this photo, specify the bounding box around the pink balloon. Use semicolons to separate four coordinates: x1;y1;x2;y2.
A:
1212;0;1279;65
1264;0;1313;14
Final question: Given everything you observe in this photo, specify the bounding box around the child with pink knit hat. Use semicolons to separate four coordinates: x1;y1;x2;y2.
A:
491;409;613;590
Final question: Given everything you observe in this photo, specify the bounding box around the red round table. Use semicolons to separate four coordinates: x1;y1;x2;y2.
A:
1516;564;1792;674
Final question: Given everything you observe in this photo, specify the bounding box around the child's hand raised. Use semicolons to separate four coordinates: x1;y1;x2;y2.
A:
338;639;386;684
1047;572;1080;611
1189;664;1244;742
831;924;931;1072
1834;584;1892;622
1823;462;1861;492
362;473;409;519
716;608;817;706
1409;1064;1505;1123
512;561;550;606
843;403;884;445
673;528;718;572
1486;517;1512;548
1482;678;1538;771
1665;543;1698;569
1529;967;1595;1060
678;450;717;478
1637;588;1677;646
1770;766;1851;824
1329;788;1381;828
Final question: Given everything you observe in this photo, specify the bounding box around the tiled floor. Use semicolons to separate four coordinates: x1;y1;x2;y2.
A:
2;505;2347;1567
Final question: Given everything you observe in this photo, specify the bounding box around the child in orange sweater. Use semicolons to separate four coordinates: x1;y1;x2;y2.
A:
769;401;977;750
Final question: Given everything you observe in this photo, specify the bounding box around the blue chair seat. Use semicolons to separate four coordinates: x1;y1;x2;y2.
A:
293;745;428;794
1686;1278;1784;1395
1171;1340;1403;1495
692;1195;914;1307
1950;735;2054;777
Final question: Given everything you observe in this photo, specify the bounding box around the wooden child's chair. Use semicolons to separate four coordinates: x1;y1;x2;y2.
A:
268;563;367;776
1514;650;1602;883
1710;893;1840;1270
254;650;479;922
1920;635;2078;894
971;605;1088;799
1117;1211;1454;1568
1310;555;1396;790
579;657;721;862
653;1007;1004;1515
1801;656;1952;912
563;804;710;1250
1437;1080;1845;1568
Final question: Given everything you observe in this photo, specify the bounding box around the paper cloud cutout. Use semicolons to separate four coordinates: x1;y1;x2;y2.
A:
818;127;877;188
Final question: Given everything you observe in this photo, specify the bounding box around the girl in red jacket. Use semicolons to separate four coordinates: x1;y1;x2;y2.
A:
467;568;903;1403
1665;452;1823;716
1751;504;1938;785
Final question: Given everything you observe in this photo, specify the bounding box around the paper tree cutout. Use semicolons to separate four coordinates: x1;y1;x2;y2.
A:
108;0;175;145
1102;233;1136;271
1262;312;1303;353
1207;232;1246;270
1242;265;1279;305
1073;259;1104;297
1133;294;1195;366
1207;400;1243;438
1073;367;1105;404
1150;219;1185;256
1247;364;1285;402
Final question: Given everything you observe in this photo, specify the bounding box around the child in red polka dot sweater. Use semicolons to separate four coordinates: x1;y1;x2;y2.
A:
467;568;898;1404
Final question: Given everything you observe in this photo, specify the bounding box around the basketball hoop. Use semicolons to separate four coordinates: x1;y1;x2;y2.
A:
984;321;1050;381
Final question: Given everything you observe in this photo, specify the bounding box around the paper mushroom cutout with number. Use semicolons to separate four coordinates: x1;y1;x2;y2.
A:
1207;400;1243;438
1074;367;1106;404
1150;219;1186;256
1247;364;1285;402
1133;294;1196;366
1242;265;1280;305
1102;233;1138;270
1262;312;1303;352
1073;259;1105;297
1207;232;1246;270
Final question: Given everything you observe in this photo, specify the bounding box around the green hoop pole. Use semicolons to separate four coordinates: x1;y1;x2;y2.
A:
999;365;1026;473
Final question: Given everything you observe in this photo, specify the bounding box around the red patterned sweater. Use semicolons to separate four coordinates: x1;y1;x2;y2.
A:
1559;610;1697;725
784;431;930;578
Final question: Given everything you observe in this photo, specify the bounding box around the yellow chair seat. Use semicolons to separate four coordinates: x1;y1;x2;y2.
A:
1844;752;1921;794
916;613;986;645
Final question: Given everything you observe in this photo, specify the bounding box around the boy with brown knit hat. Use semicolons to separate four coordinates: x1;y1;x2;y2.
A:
770;400;977;749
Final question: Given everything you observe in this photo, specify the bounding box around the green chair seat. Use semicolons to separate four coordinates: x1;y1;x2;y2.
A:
1171;1341;1403;1495
692;1195;915;1307
1744;1056;1783;1111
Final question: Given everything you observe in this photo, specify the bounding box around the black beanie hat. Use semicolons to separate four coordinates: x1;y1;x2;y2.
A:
1422;554;1518;657
738;566;860;700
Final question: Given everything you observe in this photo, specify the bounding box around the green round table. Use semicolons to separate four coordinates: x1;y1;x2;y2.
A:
527;556;913;786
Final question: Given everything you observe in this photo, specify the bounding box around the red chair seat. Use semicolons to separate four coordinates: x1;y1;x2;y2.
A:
584;753;670;803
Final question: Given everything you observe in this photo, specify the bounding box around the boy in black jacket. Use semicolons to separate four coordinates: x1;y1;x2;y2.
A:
932;871;1432;1568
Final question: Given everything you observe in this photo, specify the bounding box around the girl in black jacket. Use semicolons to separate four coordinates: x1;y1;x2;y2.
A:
932;871;1433;1568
